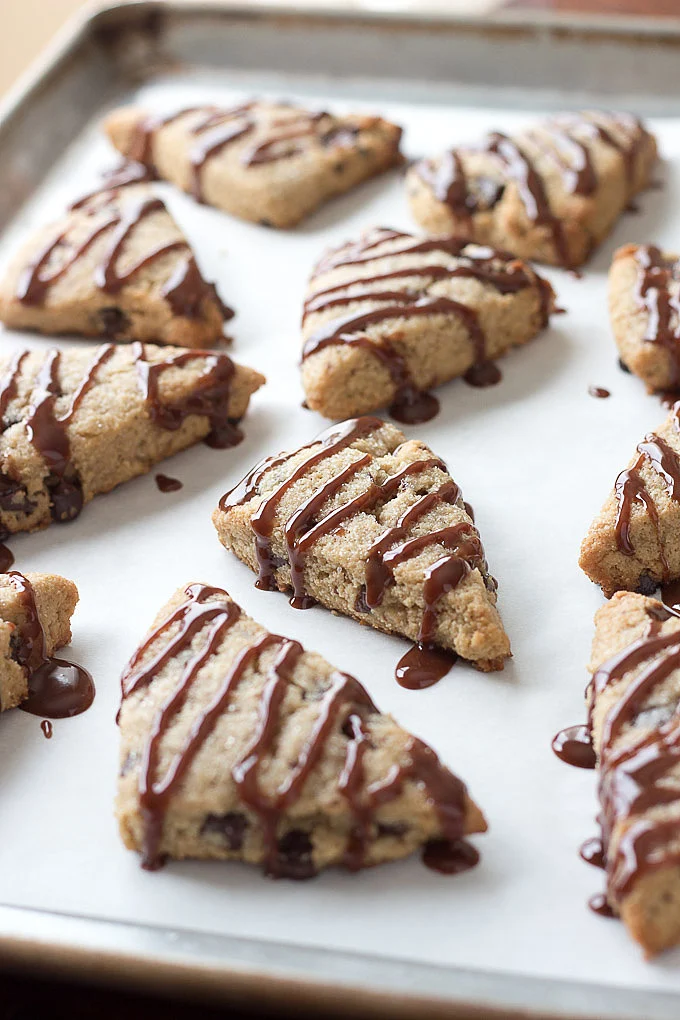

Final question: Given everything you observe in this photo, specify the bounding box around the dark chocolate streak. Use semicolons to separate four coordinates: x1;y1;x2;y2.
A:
120;583;476;875
303;228;552;421
585;607;680;909
612;405;680;578
415;113;649;268
18;187;231;322
220;417;486;685
6;571;94;720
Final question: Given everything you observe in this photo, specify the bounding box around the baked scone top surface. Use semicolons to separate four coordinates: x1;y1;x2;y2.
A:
588;593;680;954
0;341;264;535
301;227;555;422
579;400;680;596
104;101;403;227
0;183;231;347
117;582;485;875
408;110;657;267
214;416;510;672
609;243;680;393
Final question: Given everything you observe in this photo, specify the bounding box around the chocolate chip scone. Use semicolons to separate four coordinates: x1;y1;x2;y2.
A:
579;401;680;597
0;342;264;537
408;111;657;269
587;591;680;955
301;227;556;422
212;417;510;672
609;244;680;391
0;184;231;348
0;571;78;712
103;102;403;228
117;582;486;875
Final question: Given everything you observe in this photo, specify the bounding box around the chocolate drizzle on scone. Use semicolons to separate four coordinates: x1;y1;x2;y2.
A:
218;417;505;680
0;343;254;539
578;596;680;950
6;571;93;719
16;187;233;324
612;404;680;581
302;228;554;423
632;246;680;386
119;583;482;876
105;101;403;228
411;111;656;269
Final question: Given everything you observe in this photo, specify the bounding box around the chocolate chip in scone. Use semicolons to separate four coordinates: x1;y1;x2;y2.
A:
98;306;130;339
49;477;84;523
377;821;409;838
354;586;371;614
272;829;316;880
0;474;36;515
636;573;658;597
200;811;249;850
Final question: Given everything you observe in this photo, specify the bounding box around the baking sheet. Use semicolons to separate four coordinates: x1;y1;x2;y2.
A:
1;59;680;1010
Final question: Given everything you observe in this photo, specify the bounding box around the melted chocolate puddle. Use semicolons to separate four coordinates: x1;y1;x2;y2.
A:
20;658;95;719
588;386;610;399
423;838;479;874
41;719;53;739
396;643;457;690
463;362;502;388
155;473;183;493
389;388;440;426
551;725;596;769
661;577;680;612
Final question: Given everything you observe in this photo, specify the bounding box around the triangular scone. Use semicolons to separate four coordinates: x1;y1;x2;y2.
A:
0;184;230;348
117;582;486;874
212;417;510;671
0;342;264;537
588;592;680;956
609;244;680;392
301;227;556;421
579;402;680;597
407;111;657;268
103;102;403;229
0;571;78;712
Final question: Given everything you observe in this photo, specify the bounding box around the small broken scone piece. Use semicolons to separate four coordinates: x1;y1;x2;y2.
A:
0;571;78;712
0;342;264;538
117;582;486;874
579;401;680;597
408;111;657;268
0;184;231;348
588;591;680;956
609;244;680;391
301;227;555;421
103;101;403;228
212;417;510;673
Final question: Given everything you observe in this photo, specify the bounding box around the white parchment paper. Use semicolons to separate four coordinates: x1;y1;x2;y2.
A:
0;72;679;995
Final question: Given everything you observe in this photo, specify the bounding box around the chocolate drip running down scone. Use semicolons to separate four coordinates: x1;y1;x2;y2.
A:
301;227;555;422
103;102;403;229
212;417;510;679
117;582;486;876
407;112;657;269
0;571;78;713
0;184;231;348
586;591;680;956
0;343;264;539
580;401;680;597
609;244;680;392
